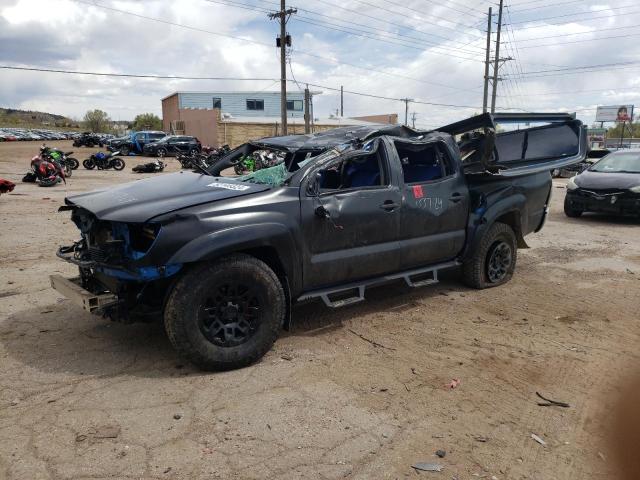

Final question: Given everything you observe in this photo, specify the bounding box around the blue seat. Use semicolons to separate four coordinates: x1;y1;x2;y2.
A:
402;163;442;183
344;156;381;188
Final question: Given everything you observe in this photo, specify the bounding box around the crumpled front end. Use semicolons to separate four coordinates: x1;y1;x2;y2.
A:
54;207;182;323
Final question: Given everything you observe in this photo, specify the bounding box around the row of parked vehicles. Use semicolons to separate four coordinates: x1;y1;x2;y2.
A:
0;128;76;142
0;128;116;143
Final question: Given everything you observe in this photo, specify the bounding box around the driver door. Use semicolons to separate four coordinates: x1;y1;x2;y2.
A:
299;140;403;289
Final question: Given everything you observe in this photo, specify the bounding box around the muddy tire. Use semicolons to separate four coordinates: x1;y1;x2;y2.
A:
462;222;517;289
564;196;583;218
120;145;130;156
164;254;285;371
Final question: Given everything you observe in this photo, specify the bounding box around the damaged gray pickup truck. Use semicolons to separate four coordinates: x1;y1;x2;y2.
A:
51;113;586;370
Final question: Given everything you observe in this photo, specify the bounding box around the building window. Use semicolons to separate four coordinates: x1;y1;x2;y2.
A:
287;100;303;111
212;97;222;109
246;99;264;111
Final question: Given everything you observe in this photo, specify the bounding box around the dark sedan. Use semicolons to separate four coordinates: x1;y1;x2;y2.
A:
564;150;640;217
143;135;201;157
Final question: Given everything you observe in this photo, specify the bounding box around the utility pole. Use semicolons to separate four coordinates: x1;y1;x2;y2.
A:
410;112;417;129
268;1;297;136
402;98;413;126
340;86;344;117
491;0;504;114
304;85;311;134
482;7;492;113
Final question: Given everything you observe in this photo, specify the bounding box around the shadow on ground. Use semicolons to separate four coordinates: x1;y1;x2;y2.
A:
1;271;465;379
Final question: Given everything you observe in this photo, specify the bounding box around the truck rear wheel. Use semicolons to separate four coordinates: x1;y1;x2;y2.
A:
462;222;517;289
164;254;285;371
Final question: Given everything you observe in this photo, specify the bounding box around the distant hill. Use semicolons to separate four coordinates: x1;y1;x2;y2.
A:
0;107;80;129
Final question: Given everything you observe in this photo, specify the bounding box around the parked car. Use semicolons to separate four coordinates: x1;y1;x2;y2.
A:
564;149;640;218
143;135;201;157
107;131;166;155
73;132;103;148
50;113;586;371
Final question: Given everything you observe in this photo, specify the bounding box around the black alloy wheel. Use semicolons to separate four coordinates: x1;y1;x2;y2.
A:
198;283;261;347
486;240;513;283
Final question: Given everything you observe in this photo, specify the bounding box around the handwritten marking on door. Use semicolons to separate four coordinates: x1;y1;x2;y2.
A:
417;197;443;211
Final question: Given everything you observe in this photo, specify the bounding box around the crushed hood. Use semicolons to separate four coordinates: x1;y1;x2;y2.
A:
65;172;270;223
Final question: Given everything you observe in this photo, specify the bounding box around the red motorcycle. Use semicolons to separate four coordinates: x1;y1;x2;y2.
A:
22;155;66;187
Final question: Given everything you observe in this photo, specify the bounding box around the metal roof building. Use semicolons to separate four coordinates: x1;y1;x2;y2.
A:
162;91;307;119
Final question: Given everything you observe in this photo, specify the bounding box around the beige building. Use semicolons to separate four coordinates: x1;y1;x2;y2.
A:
162;92;399;148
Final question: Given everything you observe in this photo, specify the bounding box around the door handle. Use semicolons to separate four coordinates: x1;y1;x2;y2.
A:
380;200;400;211
449;193;463;203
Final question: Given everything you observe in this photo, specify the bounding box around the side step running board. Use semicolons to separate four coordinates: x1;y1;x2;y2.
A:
298;260;460;308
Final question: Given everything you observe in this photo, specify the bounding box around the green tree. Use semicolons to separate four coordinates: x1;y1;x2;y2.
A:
83;109;111;133
607;121;640;138
132;113;162;131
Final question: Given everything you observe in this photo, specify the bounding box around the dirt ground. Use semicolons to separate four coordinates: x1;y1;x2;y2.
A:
1;140;639;480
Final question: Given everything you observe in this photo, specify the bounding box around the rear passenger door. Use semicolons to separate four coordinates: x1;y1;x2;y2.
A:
392;139;469;269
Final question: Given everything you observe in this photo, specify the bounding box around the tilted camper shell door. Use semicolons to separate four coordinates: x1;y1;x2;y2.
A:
439;113;588;177
493;120;587;176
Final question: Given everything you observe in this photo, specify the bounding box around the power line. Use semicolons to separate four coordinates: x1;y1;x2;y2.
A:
507;6;640;28
347;0;486;39
291;3;486;54
516;60;640;75
500;85;640;97
509;31;640;48
510;0;601;13
0;64;487;109
505;62;640;79
415;0;486;14
294;0;488;52
206;0;484;57
0;65;278;81
377;0;484;27
510;24;640;42
73;0;478;92
292;16;482;61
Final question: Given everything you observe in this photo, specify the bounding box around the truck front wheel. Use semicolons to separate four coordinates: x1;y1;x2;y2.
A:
462;222;517;289
164;254;285;371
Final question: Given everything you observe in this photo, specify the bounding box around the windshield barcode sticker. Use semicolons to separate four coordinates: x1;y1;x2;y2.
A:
207;182;250;191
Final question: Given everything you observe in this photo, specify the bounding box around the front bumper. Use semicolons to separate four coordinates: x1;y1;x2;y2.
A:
567;189;640;215
57;246;182;282
49;275;117;313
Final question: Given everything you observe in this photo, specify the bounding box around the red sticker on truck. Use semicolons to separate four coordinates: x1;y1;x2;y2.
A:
413;185;424;198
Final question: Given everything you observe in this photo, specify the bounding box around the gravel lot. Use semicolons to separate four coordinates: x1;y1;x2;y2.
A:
1;140;639;479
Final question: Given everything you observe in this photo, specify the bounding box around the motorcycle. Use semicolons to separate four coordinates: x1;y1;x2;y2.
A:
230;149;283;175
22;155;65;187
132;160;165;173
178;144;230;169
40;145;78;177
82;151;125;171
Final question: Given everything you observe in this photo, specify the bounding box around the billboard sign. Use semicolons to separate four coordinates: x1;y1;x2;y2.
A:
595;105;634;123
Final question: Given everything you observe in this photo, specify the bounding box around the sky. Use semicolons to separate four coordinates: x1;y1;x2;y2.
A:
1;0;640;128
